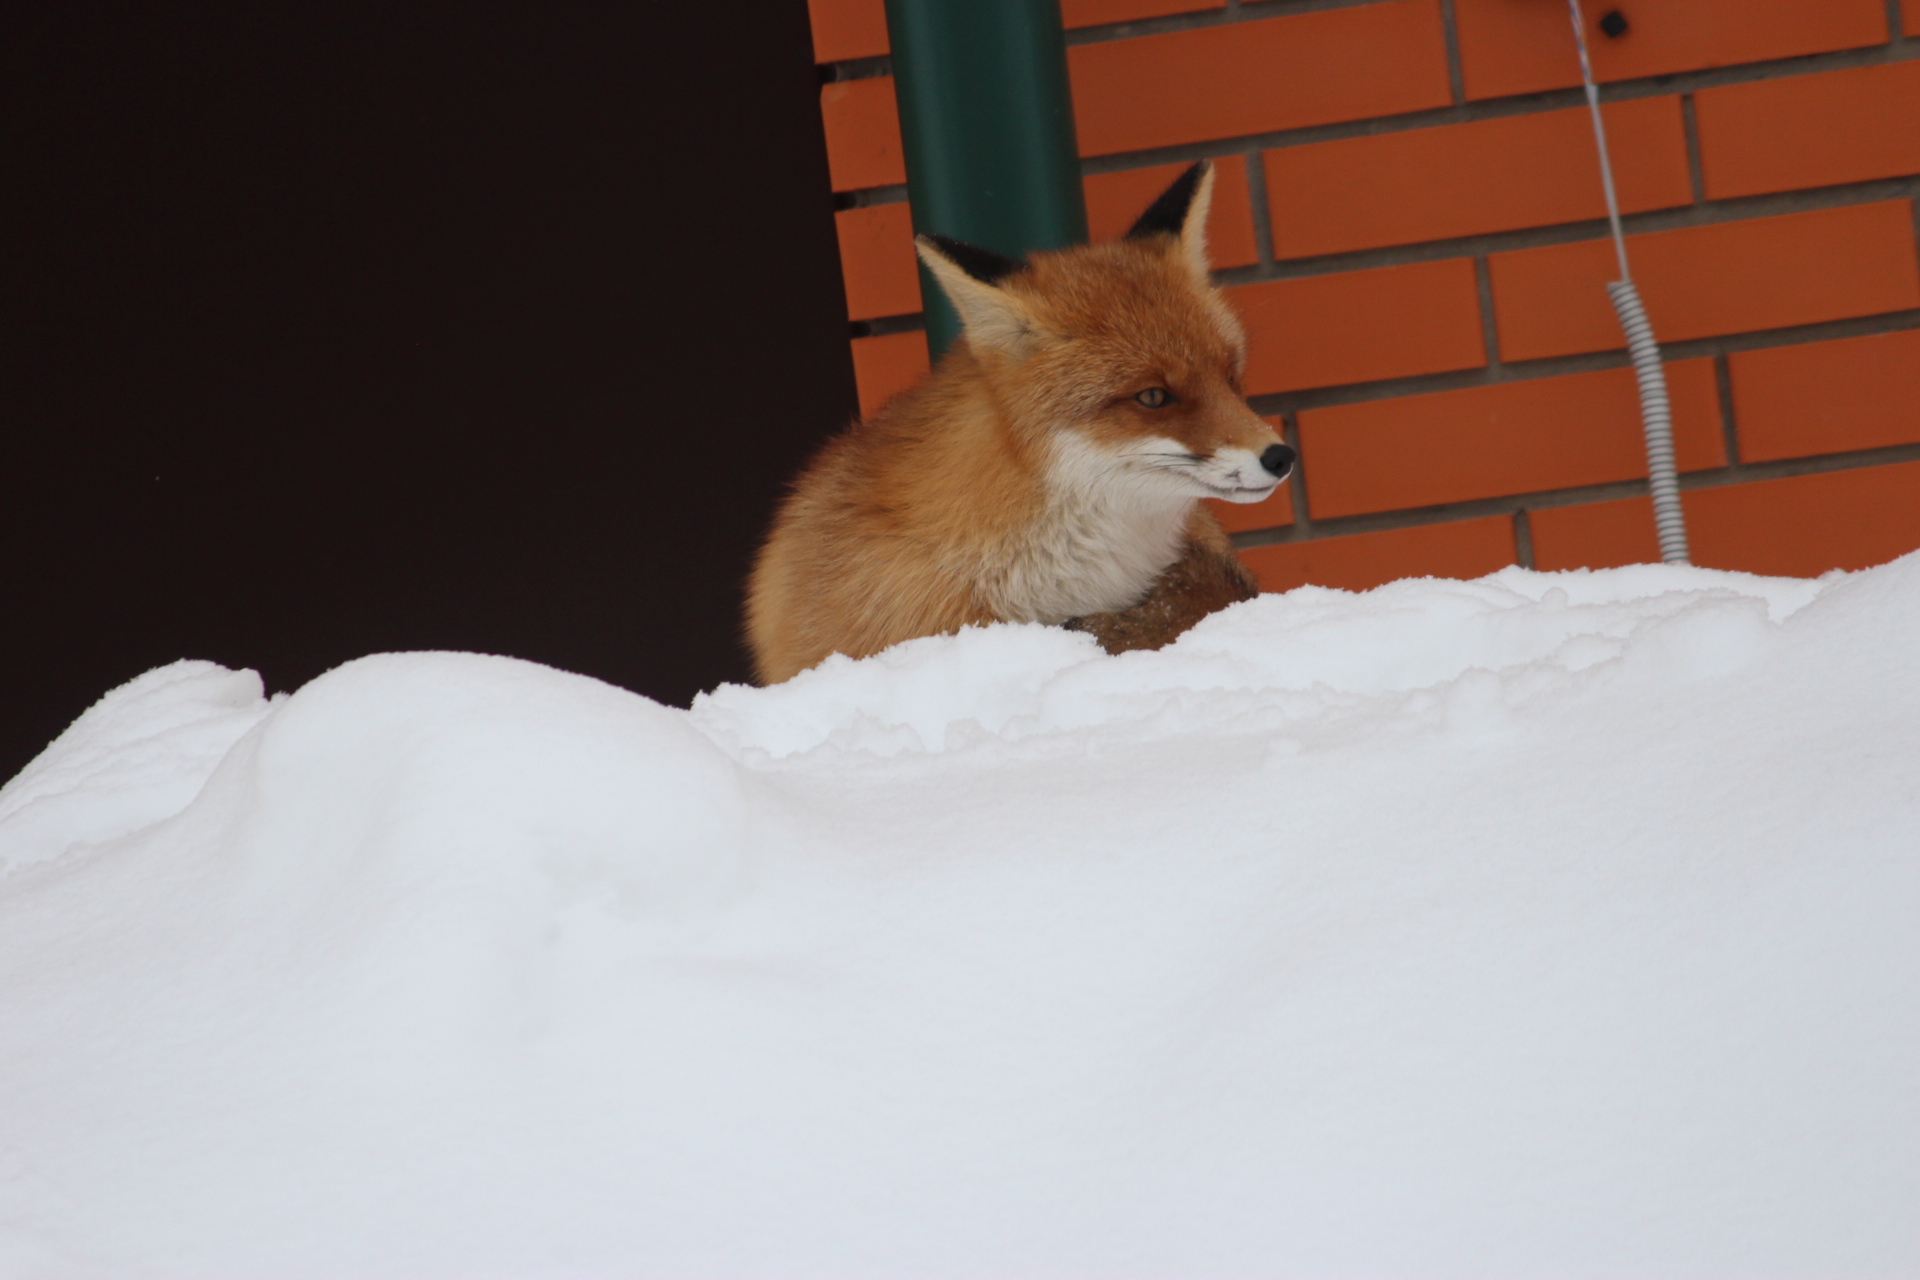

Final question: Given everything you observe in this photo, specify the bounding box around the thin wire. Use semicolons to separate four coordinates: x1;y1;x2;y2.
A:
1567;0;1631;281
1565;0;1689;564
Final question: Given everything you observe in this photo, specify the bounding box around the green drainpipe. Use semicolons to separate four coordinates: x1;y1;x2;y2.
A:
882;0;1088;359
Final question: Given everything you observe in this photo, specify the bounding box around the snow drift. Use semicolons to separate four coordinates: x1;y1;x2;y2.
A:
2;556;1916;1277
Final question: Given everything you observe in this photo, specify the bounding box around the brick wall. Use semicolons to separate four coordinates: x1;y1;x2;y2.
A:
811;0;1920;590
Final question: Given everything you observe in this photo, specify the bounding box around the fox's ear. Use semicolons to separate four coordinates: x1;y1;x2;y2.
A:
915;234;1036;354
1126;160;1214;282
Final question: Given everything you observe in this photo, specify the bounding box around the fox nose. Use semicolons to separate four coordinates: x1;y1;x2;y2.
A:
1259;443;1296;478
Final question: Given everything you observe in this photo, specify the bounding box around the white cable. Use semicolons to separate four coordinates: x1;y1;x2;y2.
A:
1567;0;1689;564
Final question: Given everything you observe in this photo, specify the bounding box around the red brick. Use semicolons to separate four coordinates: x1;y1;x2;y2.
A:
807;0;888;63
1085;156;1258;268
821;6;1458;188
822;77;903;192
1068;1;1451;158
1061;0;1223;25
1730;329;1920;462
1909;4;1920;38
1531;461;1920;576
1265;97;1690;258
1453;0;1888;102
835;203;920;321
1695;61;1920;200
1528;496;1664;571
1300;359;1724;519
807;0;1220;59
1207;418;1294;534
1240;516;1516;593
1230;258;1486;395
1488;201;1920;362
850;331;929;418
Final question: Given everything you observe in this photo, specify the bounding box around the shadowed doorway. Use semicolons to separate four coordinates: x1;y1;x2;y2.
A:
5;2;857;777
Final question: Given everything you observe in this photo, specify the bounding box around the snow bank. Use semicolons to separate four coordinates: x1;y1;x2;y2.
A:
2;558;1915;1277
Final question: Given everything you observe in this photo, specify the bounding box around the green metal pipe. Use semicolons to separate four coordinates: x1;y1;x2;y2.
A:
882;0;1088;358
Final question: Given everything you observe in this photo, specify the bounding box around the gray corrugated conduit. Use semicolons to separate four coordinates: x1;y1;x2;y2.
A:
1566;0;1691;563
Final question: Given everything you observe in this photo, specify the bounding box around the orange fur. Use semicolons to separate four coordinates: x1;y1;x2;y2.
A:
747;164;1285;685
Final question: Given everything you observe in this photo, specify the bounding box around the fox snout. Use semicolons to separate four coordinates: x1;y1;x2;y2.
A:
1196;436;1293;502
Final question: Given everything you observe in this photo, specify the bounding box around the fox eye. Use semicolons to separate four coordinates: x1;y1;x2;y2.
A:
1134;387;1174;408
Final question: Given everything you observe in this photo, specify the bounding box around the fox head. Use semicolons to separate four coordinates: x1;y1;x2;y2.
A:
914;161;1293;505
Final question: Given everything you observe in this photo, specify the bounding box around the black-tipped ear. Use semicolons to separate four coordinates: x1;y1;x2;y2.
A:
915;234;1039;353
1126;161;1207;240
922;233;1024;286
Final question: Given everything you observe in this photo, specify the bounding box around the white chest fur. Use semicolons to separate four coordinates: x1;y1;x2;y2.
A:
979;432;1193;624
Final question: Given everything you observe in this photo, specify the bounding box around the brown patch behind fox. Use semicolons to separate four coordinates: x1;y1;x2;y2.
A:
747;162;1295;685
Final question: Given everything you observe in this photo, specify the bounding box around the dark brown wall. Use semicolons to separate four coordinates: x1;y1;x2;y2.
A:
4;3;856;777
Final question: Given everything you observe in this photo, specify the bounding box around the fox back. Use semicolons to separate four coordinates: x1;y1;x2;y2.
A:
747;163;1292;684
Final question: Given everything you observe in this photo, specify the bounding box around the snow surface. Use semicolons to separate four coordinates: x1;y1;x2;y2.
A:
2;558;1916;1277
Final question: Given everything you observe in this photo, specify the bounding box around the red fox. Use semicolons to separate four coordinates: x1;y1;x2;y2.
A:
747;161;1294;685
